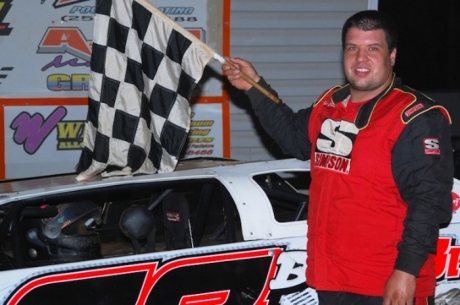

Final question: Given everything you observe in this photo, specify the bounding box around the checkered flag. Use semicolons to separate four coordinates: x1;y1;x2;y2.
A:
76;0;216;181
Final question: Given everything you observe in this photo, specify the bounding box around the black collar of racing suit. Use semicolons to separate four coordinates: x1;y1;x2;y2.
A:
330;74;399;130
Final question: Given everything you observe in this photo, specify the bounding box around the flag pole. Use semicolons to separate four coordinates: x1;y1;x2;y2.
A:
213;54;280;104
135;0;280;104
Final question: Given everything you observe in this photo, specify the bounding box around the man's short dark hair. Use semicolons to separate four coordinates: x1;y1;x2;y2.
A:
341;10;398;52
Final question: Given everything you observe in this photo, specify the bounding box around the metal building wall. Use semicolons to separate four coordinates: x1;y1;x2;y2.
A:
228;0;375;161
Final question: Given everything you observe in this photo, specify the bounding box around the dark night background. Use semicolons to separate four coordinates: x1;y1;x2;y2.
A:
379;0;460;140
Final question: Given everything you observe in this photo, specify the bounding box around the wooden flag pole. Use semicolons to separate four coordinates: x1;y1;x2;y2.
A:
217;56;280;104
135;0;280;104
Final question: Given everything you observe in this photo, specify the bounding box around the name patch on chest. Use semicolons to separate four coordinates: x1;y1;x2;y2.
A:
314;152;351;174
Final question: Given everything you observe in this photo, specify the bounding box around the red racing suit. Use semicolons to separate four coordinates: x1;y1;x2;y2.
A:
245;75;453;296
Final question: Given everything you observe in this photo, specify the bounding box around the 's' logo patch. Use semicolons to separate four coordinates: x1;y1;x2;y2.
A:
314;119;359;174
423;138;440;155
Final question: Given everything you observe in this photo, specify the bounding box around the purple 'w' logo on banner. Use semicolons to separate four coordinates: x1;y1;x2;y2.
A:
10;107;67;154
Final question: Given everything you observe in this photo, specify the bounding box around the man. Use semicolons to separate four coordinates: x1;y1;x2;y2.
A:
222;10;453;305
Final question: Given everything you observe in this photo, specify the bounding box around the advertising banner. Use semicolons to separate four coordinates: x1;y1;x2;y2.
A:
0;0;230;179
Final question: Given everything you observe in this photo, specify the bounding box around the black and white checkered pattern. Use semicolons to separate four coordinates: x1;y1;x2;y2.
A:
76;0;213;181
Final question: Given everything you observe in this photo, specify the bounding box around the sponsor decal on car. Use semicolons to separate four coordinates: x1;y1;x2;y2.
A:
453;192;460;214
6;247;289;305
436;236;460;282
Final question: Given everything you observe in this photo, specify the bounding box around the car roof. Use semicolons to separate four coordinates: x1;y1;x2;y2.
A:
0;158;310;205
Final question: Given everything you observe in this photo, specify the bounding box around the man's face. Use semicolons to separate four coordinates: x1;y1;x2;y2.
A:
343;27;396;102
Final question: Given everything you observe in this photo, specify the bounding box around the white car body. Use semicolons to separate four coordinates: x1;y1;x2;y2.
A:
0;158;458;305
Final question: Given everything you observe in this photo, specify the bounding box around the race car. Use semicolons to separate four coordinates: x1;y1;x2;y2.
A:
0;158;458;305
